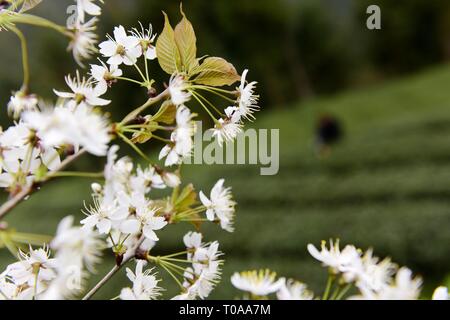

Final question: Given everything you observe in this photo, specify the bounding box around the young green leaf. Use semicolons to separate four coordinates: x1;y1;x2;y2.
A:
131;130;153;144
19;0;43;13
152;100;177;124
174;183;198;211
156;12;181;75
174;5;198;73
192;57;240;87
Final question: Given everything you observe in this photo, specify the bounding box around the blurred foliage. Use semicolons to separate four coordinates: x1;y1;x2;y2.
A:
2;0;450;115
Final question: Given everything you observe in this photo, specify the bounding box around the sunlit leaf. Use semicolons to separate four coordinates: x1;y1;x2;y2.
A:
156;12;181;75
174;4;198;73
19;0;42;13
192;57;240;86
174;183;197;211
152;100;177;124
132;130;153;144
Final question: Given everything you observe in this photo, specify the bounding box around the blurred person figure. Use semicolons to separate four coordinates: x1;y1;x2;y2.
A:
314;114;343;158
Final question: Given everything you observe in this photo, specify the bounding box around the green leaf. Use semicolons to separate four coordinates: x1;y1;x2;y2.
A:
131;121;159;144
174;183;197;211
19;0;43;13
156;12;181;75
174;4;198;73
152;100;176;124
131;131;153;144
192;57;240;87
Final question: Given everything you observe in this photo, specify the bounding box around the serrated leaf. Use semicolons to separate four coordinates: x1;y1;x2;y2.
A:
174;183;197;211
131;131;153;144
174;5;198;73
152;100;176;124
19;0;43;13
192;57;240;87
156;12;181;75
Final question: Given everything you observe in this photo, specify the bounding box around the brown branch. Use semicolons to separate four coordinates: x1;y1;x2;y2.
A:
0;149;87;221
82;236;145;300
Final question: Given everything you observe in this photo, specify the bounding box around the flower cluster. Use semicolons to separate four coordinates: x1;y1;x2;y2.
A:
69;0;103;66
120;261;162;300
82;145;171;249
172;232;223;300
0;3;248;300
231;239;449;300
211;69;259;146
0;217;104;300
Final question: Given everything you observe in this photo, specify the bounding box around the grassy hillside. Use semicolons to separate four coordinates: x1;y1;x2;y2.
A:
2;64;450;299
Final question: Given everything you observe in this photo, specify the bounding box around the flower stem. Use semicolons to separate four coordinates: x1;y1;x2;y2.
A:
322;274;334;300
151;134;171;144
336;283;352;300
9;25;30;91
193;91;225;117
46;171;104;179
117;132;151;162
191;91;219;123
116;76;145;86
161;250;189;258
144;55;150;82
159;262;184;289
133;62;147;83
83;264;120;300
161;257;191;264
82;236;146;300
0;149;87;221
10;14;70;37
120;88;169;125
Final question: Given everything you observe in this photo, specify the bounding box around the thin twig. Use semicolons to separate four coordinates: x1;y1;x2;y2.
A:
0;89;169;221
0;149;87;221
120;88;169;125
82;235;146;300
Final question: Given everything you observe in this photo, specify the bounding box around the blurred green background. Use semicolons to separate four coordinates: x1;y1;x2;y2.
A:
1;0;450;299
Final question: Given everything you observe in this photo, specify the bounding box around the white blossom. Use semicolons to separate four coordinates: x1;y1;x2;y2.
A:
231;269;284;297
120;261;162;300
160;171;181;188
199;179;236;232
90;62;122;95
68;18;99;67
7;91;38;120
0;122;62;191
130;22;157;60
307;239;362;277
159;105;196;166
76;0;102;23
118;191;167;241
54;71;110;107
175;235;223;300
81;194;128;234
277;279;314;300
356;249;396;292
51;216;104;273
432;286;449;300
23;103;111;156
169;74;191;106
236;69;259;121
350;267;422;300
99;25;141;66
129;165;165;193
183;231;202;250
210;107;242;146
